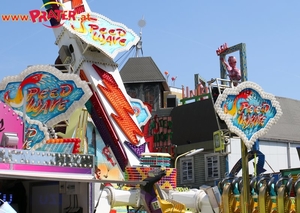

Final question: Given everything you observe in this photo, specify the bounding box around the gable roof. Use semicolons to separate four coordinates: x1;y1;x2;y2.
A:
260;96;300;142
119;57;170;91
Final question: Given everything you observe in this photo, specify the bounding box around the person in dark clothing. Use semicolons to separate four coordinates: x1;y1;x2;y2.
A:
0;179;27;213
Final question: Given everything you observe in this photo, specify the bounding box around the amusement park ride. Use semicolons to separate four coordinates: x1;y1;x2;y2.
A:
0;1;299;213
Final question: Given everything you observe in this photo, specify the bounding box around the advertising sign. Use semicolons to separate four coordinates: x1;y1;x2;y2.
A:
214;81;282;149
63;12;139;59
0;65;92;127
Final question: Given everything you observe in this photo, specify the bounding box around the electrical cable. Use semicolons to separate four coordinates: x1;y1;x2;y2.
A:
115;45;135;68
73;194;76;208
64;195;72;213
75;194;78;208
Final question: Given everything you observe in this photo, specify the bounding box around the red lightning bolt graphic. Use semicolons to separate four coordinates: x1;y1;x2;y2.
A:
92;64;143;145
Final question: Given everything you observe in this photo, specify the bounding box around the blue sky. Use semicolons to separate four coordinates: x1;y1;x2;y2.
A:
1;1;300;101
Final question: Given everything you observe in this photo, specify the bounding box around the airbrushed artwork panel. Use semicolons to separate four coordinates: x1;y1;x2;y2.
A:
0;65;92;127
86;120;123;180
214;81;282;149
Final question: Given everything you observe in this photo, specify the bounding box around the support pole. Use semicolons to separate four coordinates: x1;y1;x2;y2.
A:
241;140;250;213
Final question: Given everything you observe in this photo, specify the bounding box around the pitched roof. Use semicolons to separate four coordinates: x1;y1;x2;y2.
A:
260;96;300;142
119;57;170;91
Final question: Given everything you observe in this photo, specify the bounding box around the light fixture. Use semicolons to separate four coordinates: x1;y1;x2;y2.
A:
174;148;204;170
186;148;204;157
213;130;225;152
1;133;19;147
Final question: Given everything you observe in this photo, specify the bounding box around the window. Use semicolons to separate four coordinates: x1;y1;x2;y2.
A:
144;89;155;109
180;157;194;183
205;154;220;181
127;88;138;98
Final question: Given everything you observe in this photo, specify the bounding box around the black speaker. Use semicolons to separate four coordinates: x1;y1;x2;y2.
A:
167;96;177;107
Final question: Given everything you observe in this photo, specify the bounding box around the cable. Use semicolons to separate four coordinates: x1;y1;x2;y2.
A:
73;194;76;208
264;160;276;173
64;195;72;212
75;194;78;208
115;46;132;63
115;45;135;68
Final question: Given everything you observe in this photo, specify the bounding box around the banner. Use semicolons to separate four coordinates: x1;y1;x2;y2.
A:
214;81;282;149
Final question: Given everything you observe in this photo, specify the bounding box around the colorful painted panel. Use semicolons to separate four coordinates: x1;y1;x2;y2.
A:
124;141;147;159
37;138;81;153
130;98;151;127
63;12;139;59
0;101;24;149
150;116;173;148
214;81;282;149
0;65;92;127
86;120;123;180
21;112;50;150
79;69;130;170
125;167;177;189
